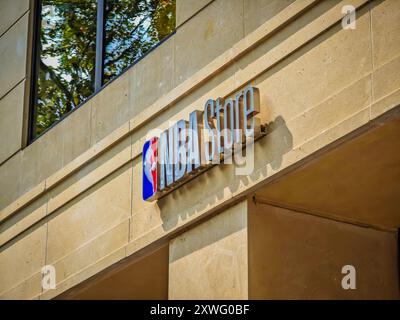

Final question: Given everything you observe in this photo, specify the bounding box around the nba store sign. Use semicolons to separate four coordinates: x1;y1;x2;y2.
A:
142;85;267;201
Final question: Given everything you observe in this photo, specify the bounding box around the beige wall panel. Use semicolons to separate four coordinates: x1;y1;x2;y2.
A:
131;156;154;218
237;0;340;81
0;151;22;210
130;37;174;117
131;152;169;239
21;118;64;196
288;75;371;148
288;108;370;161
159;159;236;232
15;101;91;203
256;113;400;230
91;71;130;144
0;223;46;297
131;154;161;241
0;0;372;216
4;99;90;209
253;9;372;125
130;11;375;243
0;196;47;247
3;0;399;300
0;12;28;99
0;272;42;300
61;103;92;166
371;0;400;68
41;247;126;299
52;220;129;285
69;245;169;300
174;0;244;86
0;81;25;164
176;0;213;27
130;100;372;256
131;205;162;242
244;0;295;35
249;202;399;299
169;200;248;300
129;60;239;163
0;0;29;36
46;136;131;214
373;54;400;102
46;163;131;264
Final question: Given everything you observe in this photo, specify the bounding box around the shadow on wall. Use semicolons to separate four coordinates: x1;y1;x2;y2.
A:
158;114;293;235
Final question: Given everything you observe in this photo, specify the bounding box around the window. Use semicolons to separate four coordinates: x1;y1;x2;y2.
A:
30;0;176;140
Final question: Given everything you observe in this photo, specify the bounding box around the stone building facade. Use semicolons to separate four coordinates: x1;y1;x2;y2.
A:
0;0;399;299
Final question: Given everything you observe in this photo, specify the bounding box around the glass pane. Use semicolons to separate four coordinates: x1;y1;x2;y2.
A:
103;0;175;84
34;0;97;137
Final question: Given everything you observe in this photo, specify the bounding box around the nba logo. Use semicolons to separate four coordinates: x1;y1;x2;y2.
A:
142;137;159;201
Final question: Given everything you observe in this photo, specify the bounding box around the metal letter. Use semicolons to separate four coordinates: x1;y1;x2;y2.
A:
187;110;203;174
174;119;188;182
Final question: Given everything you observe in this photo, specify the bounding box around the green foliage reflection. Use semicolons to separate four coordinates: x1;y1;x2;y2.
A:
35;0;175;137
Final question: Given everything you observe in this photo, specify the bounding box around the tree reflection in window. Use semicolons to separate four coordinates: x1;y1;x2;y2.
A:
104;0;175;83
34;0;175;138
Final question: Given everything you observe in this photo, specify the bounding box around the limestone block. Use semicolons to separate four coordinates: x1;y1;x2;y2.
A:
46;163;131;264
169;200;248;299
41;247;126;300
0;272;42;300
248;202;399;299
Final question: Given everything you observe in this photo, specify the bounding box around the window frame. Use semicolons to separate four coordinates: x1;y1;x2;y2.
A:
28;0;176;144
